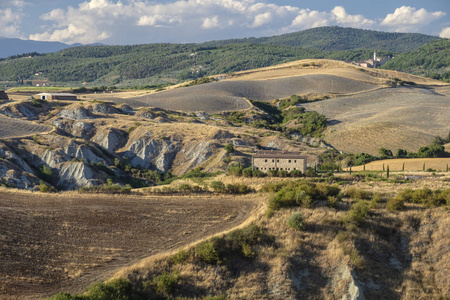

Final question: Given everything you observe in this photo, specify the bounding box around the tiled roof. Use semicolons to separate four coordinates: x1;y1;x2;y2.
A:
253;150;307;159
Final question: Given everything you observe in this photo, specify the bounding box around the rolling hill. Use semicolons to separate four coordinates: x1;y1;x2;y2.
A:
0;27;442;87
0;37;77;59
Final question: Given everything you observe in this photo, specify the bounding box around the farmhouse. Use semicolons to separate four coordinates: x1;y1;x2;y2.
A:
35;93;78;101
252;150;307;173
0;91;8;100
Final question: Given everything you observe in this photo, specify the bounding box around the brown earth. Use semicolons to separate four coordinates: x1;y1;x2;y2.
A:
0;115;53;138
0;189;260;299
301;86;450;155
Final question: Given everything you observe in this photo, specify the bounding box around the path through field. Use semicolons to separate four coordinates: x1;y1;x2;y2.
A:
0;191;259;299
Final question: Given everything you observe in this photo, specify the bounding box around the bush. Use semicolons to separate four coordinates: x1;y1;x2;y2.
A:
345;200;369;224
171;249;190;264
151;272;180;296
387;197;405;211
225;183;254;194
210;180;226;193
224;143;234;153
287;211;304;230
195;240;221;264
345;187;373;200
242;167;253;177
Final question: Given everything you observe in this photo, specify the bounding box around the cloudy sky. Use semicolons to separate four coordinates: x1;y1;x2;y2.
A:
1;0;449;45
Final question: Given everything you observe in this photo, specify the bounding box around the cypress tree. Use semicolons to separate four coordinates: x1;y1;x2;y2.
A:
423;163;425;171
349;166;352;175
383;163;385;171
363;164;366;171
387;165;390;178
402;162;405;171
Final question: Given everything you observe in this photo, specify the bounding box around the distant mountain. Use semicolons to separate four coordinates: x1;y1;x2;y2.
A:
0;37;104;59
204;26;440;53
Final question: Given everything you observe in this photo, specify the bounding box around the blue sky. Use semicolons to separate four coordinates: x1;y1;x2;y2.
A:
1;0;449;45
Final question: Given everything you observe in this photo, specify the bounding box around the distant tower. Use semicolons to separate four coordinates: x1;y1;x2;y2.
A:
373;51;377;61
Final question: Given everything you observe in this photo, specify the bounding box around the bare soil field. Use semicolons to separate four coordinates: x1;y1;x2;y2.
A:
348;157;450;172
0;190;259;299
0;115;53;138
301;86;450;154
99;74;377;113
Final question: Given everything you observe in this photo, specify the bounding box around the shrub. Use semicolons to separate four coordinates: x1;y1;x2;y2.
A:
226;163;243;176
242;167;253;177
225;183;254;194
210;180;226;193
85;278;135;300
151;272;180;296
171;249;190;264
224;143;234;153
289;169;303;177
387;197;405;211
345;187;372;200
345;200;369;224
195;240;221;264
287;211;304;230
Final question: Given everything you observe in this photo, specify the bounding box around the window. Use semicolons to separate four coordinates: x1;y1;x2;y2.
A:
272;159;274;162
277;160;279;163
294;168;296;170
294;160;297;163
289;160;291;163
265;159;267;162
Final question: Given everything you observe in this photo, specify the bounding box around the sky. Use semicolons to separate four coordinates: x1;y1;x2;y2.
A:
1;0;449;45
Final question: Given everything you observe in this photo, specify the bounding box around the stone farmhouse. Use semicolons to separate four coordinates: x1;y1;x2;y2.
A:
252;150;307;173
0;91;8;100
35;93;78;101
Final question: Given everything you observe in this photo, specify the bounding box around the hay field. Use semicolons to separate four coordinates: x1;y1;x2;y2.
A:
102;74;377;112
0;191;258;299
0;115;53;138
301;86;450;155
348;158;450;171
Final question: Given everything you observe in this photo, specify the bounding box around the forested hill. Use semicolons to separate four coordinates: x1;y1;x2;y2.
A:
203;27;440;53
0;27;443;86
381;39;450;82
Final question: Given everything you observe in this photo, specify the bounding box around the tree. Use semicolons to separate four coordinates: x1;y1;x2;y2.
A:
378;148;393;158
224;143;234;153
396;149;407;158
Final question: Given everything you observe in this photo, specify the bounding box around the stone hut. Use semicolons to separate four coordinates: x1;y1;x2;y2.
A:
252;150;307;173
35;93;78;101
0;91;8;100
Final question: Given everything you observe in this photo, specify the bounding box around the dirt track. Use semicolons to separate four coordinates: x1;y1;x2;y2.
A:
0;191;258;299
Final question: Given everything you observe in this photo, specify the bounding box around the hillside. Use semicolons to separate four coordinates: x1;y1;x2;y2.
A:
382;38;450;82
0;27;442;87
206;26;439;52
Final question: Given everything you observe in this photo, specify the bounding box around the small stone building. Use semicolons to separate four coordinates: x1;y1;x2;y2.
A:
0;91;8;100
36;93;78;101
252;150;307;173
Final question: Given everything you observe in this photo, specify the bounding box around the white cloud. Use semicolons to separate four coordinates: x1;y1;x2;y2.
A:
381;6;446;32
440;27;450;38
202;16;219;29
26;1;450;44
331;6;375;28
0;8;22;37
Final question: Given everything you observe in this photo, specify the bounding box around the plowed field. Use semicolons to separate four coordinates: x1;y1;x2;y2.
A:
0;115;52;138
103;75;377;112
301;86;450;155
0;191;258;299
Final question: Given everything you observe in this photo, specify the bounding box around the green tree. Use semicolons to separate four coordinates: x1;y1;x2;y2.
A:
224;143;234;153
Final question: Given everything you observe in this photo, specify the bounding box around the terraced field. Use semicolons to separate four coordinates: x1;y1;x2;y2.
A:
103;75;377;112
0;115;52;138
0;191;258;299
348;158;450;171
301;86;450;155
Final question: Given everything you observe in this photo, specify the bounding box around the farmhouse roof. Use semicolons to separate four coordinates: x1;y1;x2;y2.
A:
253;150;307;159
36;93;77;97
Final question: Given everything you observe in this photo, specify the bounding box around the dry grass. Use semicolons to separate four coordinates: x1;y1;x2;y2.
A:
349;158;450;172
